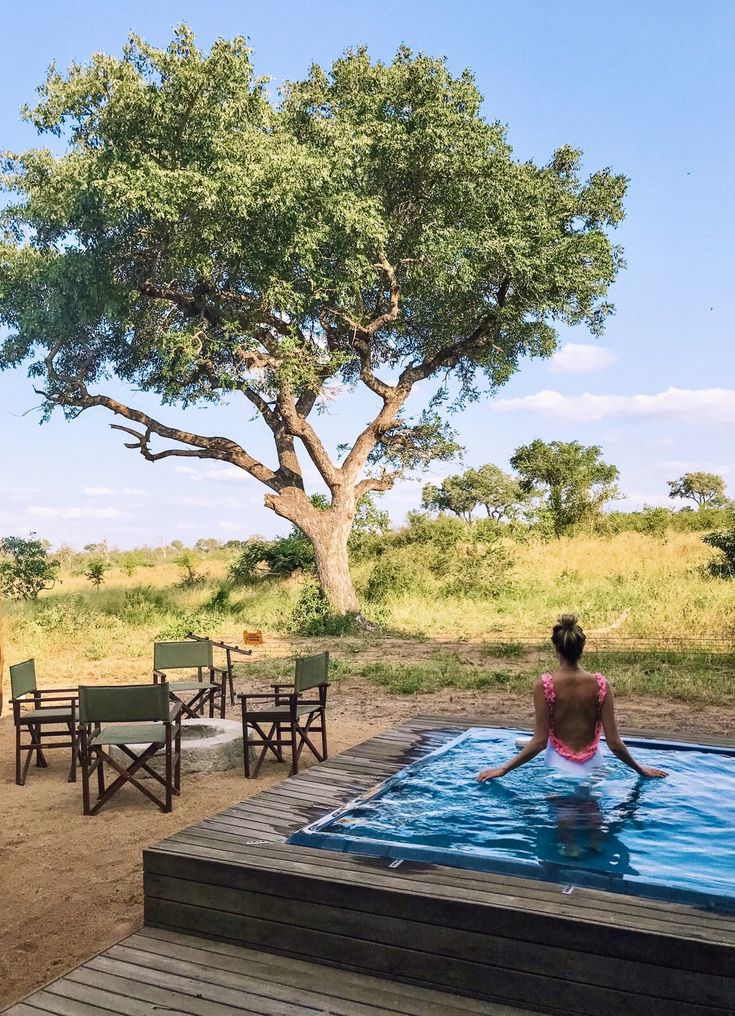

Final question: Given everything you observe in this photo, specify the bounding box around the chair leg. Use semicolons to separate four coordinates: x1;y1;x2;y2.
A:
241;701;251;779
290;720;299;776
15;722;22;786
321;710;328;761
165;726;173;813
97;751;105;798
175;723;182;792
32;724;48;768
67;721;77;783
81;738;91;816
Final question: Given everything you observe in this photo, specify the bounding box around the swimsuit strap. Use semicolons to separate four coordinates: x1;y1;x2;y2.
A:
595;672;607;706
541;672;555;706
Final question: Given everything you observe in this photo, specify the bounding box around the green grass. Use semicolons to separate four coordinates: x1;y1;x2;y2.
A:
3;531;735;705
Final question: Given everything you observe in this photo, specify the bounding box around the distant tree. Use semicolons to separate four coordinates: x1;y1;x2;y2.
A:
83;541;109;558
668;472;726;508
510;439;619;537
120;551;143;576
175;550;203;586
465;465;524;520
0;534;60;599
194;538;221;554
422;464;523;521
422;474;478;521
84;555;108;590
0;28;626;618
352;494;391;535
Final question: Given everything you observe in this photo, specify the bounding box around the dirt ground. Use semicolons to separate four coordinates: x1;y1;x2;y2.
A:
1;672;734;1010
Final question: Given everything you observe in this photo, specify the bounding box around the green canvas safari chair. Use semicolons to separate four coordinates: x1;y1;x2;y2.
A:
78;682;182;815
185;631;252;707
240;651;329;778
153;639;228;719
9;659;78;786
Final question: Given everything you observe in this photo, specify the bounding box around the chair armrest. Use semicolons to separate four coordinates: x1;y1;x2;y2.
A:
168;702;184;723
239;692;295;704
153;669;166;683
210;665;229;676
36;686;80;695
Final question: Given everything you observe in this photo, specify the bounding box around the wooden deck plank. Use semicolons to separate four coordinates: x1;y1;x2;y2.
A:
145;839;735;943
3;930;538;1016
134;928;527;1016
143;872;734;1006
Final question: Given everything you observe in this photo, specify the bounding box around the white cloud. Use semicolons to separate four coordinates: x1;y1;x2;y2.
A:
28;505;122;520
207;466;248;483
83;486;115;497
657;460;733;477
121;487;146;497
490;387;735;424
219;521;249;532
174;465;200;477
550;343;617;373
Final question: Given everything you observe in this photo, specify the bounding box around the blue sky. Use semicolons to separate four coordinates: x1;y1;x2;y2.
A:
1;0;733;548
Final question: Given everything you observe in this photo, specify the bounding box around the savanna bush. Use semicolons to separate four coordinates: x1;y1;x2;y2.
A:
287;581;358;636
229;533;314;583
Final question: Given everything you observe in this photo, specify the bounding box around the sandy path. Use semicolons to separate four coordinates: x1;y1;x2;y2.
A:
1;678;733;1009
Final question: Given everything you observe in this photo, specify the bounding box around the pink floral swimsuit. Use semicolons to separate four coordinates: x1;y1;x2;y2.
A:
541;672;607;776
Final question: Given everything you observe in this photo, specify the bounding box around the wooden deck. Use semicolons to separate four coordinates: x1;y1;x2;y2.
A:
140;717;735;1016
3;926;533;1015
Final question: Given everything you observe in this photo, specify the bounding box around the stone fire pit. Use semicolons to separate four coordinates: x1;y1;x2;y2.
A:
108;717;253;776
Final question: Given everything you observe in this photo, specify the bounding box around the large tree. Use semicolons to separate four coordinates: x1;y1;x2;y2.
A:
668;471;726;508
510;439;620;537
0;28;626;615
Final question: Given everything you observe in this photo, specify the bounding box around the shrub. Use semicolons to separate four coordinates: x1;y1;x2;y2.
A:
112;585;174;624
703;527;735;578
0;534;60;599
365;556;424;602
174;550;204;587
84;555;108;590
229;533;314;583
287;581;358;636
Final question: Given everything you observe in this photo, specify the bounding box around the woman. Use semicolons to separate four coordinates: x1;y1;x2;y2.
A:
477;615;667;783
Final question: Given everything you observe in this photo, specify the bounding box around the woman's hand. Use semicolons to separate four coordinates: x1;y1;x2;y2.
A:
640;765;668;778
477;766;506;782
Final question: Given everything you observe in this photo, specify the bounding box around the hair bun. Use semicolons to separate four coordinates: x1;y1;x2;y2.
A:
557;614;579;631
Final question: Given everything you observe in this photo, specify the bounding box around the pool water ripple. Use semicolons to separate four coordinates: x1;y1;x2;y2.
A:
291;728;735;908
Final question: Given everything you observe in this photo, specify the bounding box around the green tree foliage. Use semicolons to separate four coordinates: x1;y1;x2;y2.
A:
422;464;522;521
703;508;735;578
668;472;727;508
0;534;60;599
0;27;626;614
84;555;108;590
510;439;619;537
174;549;203;586
120;550;143;576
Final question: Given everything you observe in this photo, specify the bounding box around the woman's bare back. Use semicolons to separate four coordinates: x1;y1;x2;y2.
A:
546;669;604;752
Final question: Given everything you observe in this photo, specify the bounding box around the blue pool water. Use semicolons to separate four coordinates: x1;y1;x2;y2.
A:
289;728;735;910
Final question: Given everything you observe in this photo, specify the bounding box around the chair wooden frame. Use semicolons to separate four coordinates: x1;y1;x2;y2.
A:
78;683;182;816
185;632;252;707
240;652;329;778
153;640;228;719
9;659;78;786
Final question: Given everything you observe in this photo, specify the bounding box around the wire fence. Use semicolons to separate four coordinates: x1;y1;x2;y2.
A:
482;635;735;655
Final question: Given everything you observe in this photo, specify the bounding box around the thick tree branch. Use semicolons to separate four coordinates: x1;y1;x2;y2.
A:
55;385;281;490
401;276;511;385
275;389;341;489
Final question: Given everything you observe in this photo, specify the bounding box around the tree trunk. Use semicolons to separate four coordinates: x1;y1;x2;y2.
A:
308;515;361;615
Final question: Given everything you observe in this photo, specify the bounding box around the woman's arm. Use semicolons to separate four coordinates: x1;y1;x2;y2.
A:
477;680;549;781
600;685;667;778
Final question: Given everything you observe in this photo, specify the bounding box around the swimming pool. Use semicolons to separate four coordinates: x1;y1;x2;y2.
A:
289;727;735;911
